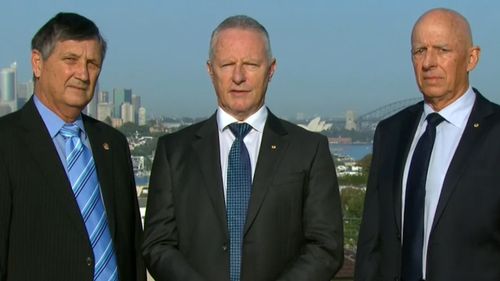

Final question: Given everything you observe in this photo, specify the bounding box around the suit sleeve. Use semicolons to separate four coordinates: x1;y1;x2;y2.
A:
277;135;344;281
0;150;11;281
354;125;382;281
141;138;206;281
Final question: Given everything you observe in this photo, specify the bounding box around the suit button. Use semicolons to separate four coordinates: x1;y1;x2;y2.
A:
86;257;93;266
222;244;228;251
396;233;401;241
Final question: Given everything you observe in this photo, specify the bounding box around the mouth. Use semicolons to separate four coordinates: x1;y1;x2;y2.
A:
68;85;88;91
229;89;251;96
423;76;443;83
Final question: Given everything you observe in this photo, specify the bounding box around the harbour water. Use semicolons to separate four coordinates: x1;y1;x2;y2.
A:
329;143;372;161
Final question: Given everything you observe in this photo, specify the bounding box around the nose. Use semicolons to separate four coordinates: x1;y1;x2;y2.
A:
422;49;437;70
231;65;246;84
74;61;90;81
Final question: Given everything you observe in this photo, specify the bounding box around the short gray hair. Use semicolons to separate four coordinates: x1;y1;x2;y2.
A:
31;12;107;61
208;15;272;61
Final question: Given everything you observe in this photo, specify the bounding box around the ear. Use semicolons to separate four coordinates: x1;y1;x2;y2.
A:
206;60;214;79
466;46;480;72
31;50;43;79
267;58;277;81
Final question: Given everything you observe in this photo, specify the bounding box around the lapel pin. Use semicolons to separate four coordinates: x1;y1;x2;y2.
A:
103;143;110;150
271;145;277;150
473;123;479;128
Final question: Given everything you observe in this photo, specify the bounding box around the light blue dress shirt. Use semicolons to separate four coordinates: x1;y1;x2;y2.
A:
402;87;476;278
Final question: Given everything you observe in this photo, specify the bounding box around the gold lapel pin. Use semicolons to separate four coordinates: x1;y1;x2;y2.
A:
473;123;480;128
103;143;110;150
271;145;277;150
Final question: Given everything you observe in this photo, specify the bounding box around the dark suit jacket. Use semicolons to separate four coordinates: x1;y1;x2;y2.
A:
142;110;343;281
355;90;500;281
0;98;146;281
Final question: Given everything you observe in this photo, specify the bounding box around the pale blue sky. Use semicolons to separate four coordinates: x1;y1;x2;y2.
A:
1;1;499;118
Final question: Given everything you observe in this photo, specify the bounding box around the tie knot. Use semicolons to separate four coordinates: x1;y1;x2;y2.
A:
426;113;445;128
60;123;81;139
228;122;252;139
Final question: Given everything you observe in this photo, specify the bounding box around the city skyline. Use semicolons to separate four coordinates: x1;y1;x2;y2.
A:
2;1;500;118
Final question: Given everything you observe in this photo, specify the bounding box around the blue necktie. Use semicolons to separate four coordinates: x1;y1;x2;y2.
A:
402;113;445;281
226;122;252;281
60;124;119;281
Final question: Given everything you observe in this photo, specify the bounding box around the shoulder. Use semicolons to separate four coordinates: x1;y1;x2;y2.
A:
157;118;214;145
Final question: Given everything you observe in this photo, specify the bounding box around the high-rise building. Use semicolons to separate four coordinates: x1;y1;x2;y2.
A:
121;102;135;124
113;88;132;118
345;110;358;131
84;82;99;118
0;62;17;115
98;90;109;103
132;95;141;123
138;107;147;126
97;103;113;122
16;80;34;109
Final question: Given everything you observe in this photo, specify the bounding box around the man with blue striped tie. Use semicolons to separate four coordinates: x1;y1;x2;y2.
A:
0;12;145;281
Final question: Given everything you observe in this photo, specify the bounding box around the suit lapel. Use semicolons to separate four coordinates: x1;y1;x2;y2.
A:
431;91;494;232
392;103;423;232
192;115;228;234
244;111;288;234
84;117;117;237
18;99;88;237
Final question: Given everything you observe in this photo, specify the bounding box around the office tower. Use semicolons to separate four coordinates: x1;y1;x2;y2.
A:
16;80;34;109
85;82;99;118
121;102;135;124
97;103;113;122
0;62;17;114
132;95;141;124
113;88;132;118
98;91;110;103
345;110;358;131
138;107;147;126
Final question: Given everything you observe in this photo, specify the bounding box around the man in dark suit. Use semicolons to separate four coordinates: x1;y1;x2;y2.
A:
142;15;343;281
355;8;500;281
0;13;145;281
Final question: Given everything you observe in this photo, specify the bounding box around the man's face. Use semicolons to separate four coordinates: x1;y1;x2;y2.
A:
207;28;276;121
411;14;478;110
32;39;102;121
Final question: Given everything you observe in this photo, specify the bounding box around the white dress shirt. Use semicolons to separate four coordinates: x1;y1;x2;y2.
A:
217;105;268;203
402;87;475;278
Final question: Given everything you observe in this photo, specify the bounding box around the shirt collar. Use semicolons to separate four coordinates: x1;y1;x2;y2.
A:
34;95;86;139
217;105;268;133
423;86;476;129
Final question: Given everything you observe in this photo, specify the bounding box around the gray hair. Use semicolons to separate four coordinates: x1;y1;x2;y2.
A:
31;12;107;61
208;15;272;61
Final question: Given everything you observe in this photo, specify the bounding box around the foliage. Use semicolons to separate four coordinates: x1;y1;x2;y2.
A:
341;187;366;249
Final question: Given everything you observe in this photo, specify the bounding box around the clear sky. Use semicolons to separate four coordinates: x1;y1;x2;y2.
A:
1;0;499;119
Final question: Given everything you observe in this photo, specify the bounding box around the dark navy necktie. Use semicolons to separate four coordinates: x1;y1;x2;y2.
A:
226;122;252;281
402;113;445;281
60;124;119;281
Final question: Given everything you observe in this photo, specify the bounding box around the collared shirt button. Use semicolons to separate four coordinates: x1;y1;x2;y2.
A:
222;244;228;251
86;256;93;266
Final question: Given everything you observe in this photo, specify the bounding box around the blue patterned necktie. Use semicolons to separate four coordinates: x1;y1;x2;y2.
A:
60;124;119;281
226;122;252;281
402;113;445;281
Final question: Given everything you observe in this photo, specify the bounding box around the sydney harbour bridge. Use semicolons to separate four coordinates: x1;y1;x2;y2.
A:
356;97;422;130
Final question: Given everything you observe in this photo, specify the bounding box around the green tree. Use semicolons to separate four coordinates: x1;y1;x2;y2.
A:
341;187;366;249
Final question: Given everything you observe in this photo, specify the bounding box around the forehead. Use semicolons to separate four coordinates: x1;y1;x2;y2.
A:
51;39;102;58
412;14;464;46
